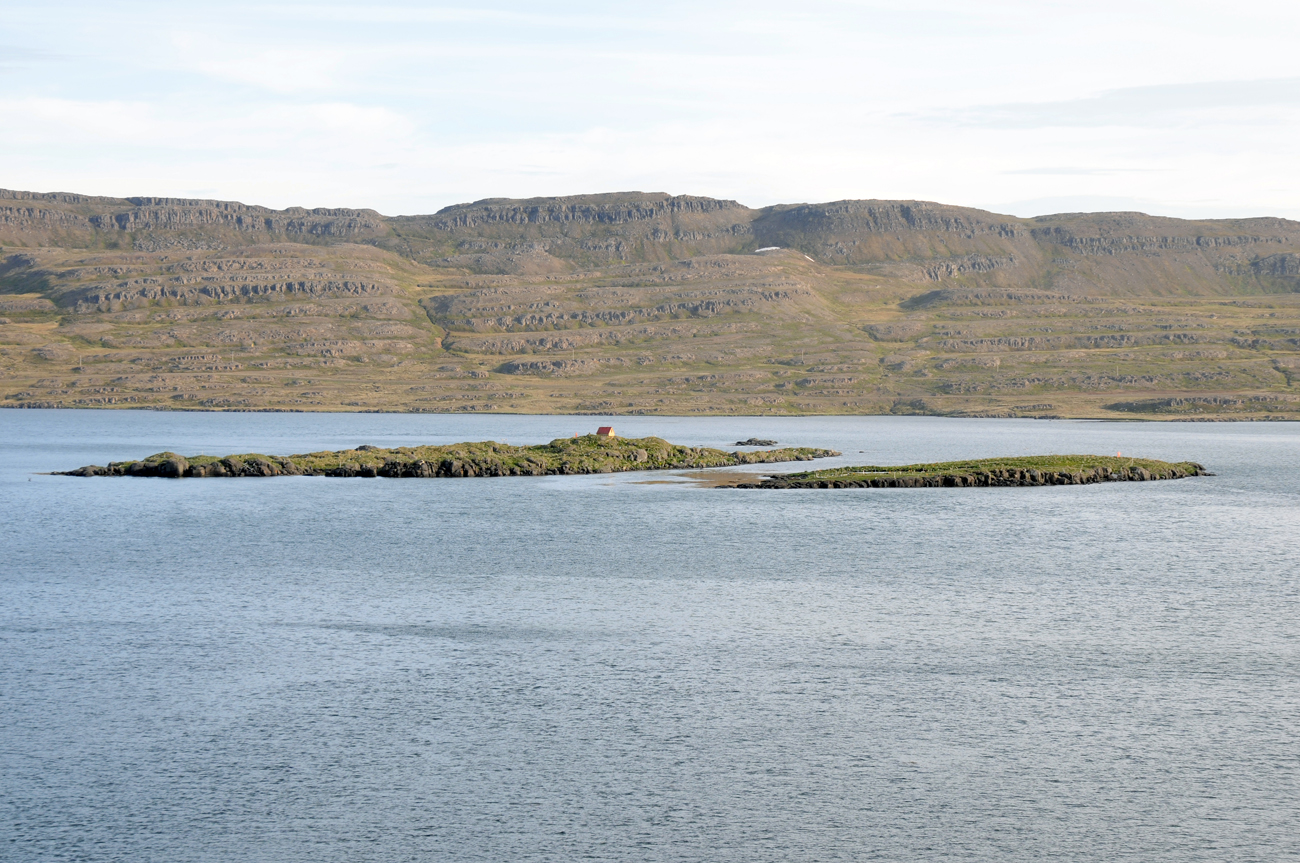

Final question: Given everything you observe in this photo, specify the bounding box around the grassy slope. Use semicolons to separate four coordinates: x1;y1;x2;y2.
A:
740;455;1208;488
787;455;1203;480
4;193;1300;420
65;435;838;477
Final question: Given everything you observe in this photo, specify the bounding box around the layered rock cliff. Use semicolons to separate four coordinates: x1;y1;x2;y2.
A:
0;189;385;250
5;187;1300;419
9;187;1300;296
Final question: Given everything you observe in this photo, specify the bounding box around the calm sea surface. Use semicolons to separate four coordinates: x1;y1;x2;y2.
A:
2;410;1298;862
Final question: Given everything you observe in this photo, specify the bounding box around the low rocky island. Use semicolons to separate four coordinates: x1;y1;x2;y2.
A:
59;435;840;478
728;455;1209;489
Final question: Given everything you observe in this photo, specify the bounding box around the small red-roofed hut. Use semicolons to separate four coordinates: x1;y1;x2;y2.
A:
596;426;615;439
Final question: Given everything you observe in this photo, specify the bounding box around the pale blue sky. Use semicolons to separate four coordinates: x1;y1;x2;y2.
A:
3;0;1300;218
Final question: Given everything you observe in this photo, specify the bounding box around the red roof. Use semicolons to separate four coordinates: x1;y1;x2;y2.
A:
597;426;614;434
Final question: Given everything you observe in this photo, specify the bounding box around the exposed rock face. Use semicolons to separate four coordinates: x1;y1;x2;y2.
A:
1251;253;1300;277
69;451;304;477
423;194;747;229
0;294;56;312
751;200;1033;273
383;193;757;270
420;258;818;369
8;186;1300;293
0;189;385;248
69;278;390;311
92;200;382;238
497;358;613;376
4;186;1300;421
1;245;405;313
1106;395;1300;415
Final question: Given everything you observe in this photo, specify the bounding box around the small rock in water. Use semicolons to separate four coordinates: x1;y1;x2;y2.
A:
735;438;778;447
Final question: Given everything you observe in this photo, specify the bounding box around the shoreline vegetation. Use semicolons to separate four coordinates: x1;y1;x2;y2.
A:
57;435;841;478
728;455;1209;489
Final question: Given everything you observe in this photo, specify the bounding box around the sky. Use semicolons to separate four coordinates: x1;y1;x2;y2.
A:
3;0;1300;218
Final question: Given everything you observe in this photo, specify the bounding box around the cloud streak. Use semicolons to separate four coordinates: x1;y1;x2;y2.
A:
3;1;1300;219
944;78;1300;129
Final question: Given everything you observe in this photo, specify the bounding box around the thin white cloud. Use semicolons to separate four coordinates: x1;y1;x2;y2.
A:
1003;167;1164;176
942;78;1300;129
176;43;356;96
0;45;58;71
5;1;1300;219
0;98;163;142
0;97;416;156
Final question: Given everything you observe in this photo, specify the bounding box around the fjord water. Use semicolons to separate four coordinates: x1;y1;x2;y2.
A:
2;410;1298;863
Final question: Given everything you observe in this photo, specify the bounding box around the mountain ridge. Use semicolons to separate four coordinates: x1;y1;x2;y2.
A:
3;186;1299;419
7;187;1300;295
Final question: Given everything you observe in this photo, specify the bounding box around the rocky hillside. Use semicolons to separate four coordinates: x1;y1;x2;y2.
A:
3;187;1300;419
381;193;757;273
0;189;384;250
8;188;1300;295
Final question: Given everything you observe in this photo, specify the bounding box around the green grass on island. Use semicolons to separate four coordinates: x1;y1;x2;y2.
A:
61;435;841;478
732;455;1209;489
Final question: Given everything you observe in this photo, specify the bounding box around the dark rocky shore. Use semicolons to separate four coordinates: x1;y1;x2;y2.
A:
59;435;840;479
730;455;1209;489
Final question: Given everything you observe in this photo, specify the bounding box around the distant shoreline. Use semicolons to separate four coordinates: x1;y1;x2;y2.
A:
7;404;1298;423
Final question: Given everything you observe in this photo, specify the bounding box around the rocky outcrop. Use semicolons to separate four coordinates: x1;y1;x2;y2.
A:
749;200;1035;277
0;189;384;248
930;332;1211;352
10;186;1300;294
70;278;389;311
90;200;383;237
1;247;403;311
60;452;302;478
496;358;616;376
0;294;56;313
901;289;1082;309
1106;395;1300;415
422;194;748;230
755;200;1026;246
382;193;757;269
1251;253;1300;277
432;291;801;332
